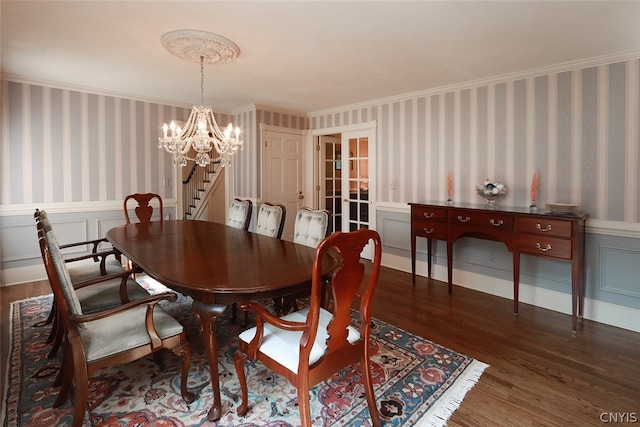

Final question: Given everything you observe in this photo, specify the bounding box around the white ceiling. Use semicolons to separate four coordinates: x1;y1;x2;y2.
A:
2;1;640;114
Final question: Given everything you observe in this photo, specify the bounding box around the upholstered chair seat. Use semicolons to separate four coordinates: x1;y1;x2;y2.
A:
79;304;185;362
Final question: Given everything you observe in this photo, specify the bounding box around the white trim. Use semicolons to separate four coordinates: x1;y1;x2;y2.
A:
383;252;640;333
0;199;178;216
309;50;640;117
311;120;378;136
1;73;194;110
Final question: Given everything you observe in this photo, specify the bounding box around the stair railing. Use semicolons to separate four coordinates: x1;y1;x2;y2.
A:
182;160;220;219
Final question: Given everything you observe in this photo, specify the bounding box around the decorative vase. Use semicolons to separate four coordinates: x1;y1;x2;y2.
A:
476;180;507;207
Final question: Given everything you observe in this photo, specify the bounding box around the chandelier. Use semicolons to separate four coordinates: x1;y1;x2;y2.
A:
158;30;243;167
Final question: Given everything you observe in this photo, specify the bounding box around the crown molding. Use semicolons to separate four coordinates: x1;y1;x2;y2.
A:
309;49;640;117
252;103;308;117
1;73;194;109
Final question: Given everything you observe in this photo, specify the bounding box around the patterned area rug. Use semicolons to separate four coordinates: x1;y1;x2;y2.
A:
2;281;488;426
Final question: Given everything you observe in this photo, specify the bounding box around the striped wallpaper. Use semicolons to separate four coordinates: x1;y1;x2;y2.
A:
2;58;638;224
0;80;311;212
310;59;640;223
1;80;190;205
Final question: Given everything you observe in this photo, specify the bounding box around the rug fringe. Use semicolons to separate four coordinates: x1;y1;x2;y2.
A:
416;359;489;427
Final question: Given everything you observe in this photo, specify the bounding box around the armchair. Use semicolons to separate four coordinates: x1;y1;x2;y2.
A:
234;229;382;427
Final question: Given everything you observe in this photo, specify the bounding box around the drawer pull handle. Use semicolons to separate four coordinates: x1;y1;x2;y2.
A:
535;243;552;252
423;212;435;219
489;219;504;227
423;227;435;234
536;223;552;232
457;216;471;223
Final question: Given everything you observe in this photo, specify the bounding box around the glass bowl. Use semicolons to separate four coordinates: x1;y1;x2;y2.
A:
476;182;507;206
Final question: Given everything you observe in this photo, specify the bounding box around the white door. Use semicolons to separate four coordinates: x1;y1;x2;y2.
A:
262;127;304;241
316;124;376;259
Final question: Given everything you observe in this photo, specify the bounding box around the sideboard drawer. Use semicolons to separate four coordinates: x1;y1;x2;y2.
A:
412;205;448;222
518;217;572;238
448;210;515;231
518;234;572;260
412;221;448;240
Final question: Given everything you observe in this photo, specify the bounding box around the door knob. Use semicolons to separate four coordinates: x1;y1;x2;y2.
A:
298;191;304;200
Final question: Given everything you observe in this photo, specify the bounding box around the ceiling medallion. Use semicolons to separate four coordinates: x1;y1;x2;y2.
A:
161;29;240;65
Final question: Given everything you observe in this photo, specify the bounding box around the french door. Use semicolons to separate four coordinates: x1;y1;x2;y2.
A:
317;123;376;258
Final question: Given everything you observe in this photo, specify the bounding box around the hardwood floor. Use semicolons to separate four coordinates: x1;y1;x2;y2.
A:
2;270;639;426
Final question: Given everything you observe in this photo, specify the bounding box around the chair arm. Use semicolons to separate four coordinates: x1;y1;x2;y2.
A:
59;237;108;252
240;301;308;332
63;248;118;263
72;268;137;289
68;291;177;324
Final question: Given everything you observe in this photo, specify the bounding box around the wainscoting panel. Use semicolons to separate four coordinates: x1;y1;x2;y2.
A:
0;222;40;262
600;245;640;298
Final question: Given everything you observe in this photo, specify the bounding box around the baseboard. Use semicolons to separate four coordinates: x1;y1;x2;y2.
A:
1;264;47;287
382;252;640;333
5;254;638;333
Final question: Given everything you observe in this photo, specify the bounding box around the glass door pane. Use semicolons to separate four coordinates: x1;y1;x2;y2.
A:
344;136;369;232
319;136;342;234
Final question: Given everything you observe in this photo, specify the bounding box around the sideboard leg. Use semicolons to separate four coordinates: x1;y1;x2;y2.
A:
513;252;520;315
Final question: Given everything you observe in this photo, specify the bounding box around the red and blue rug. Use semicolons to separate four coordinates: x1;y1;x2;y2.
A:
2;283;487;426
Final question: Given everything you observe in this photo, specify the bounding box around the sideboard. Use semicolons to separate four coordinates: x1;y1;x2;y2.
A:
409;201;587;332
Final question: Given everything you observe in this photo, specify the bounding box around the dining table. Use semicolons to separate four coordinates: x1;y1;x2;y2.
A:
106;219;333;421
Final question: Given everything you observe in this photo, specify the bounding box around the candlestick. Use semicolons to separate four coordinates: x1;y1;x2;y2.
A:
446;173;453;203
530;173;538;211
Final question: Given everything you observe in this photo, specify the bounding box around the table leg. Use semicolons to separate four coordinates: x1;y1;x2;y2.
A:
192;301;227;421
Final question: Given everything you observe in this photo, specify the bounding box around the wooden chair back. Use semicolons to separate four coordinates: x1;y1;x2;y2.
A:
235;228;382;426
123;193;163;224
226;198;253;231
254;202;286;239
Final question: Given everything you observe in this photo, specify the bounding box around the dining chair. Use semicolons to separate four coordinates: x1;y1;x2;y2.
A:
226;198;253;231
234;228;383;427
39;228;195;427
254;202;286;239
123;192;164;224
35;209;124;280
274;207;331;315
293;208;330;248
35;209;147;360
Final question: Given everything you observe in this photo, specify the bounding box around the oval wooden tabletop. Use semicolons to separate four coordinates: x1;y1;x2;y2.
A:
106;220;327;304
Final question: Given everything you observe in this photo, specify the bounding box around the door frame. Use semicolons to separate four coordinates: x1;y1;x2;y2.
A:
311;121;378;232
